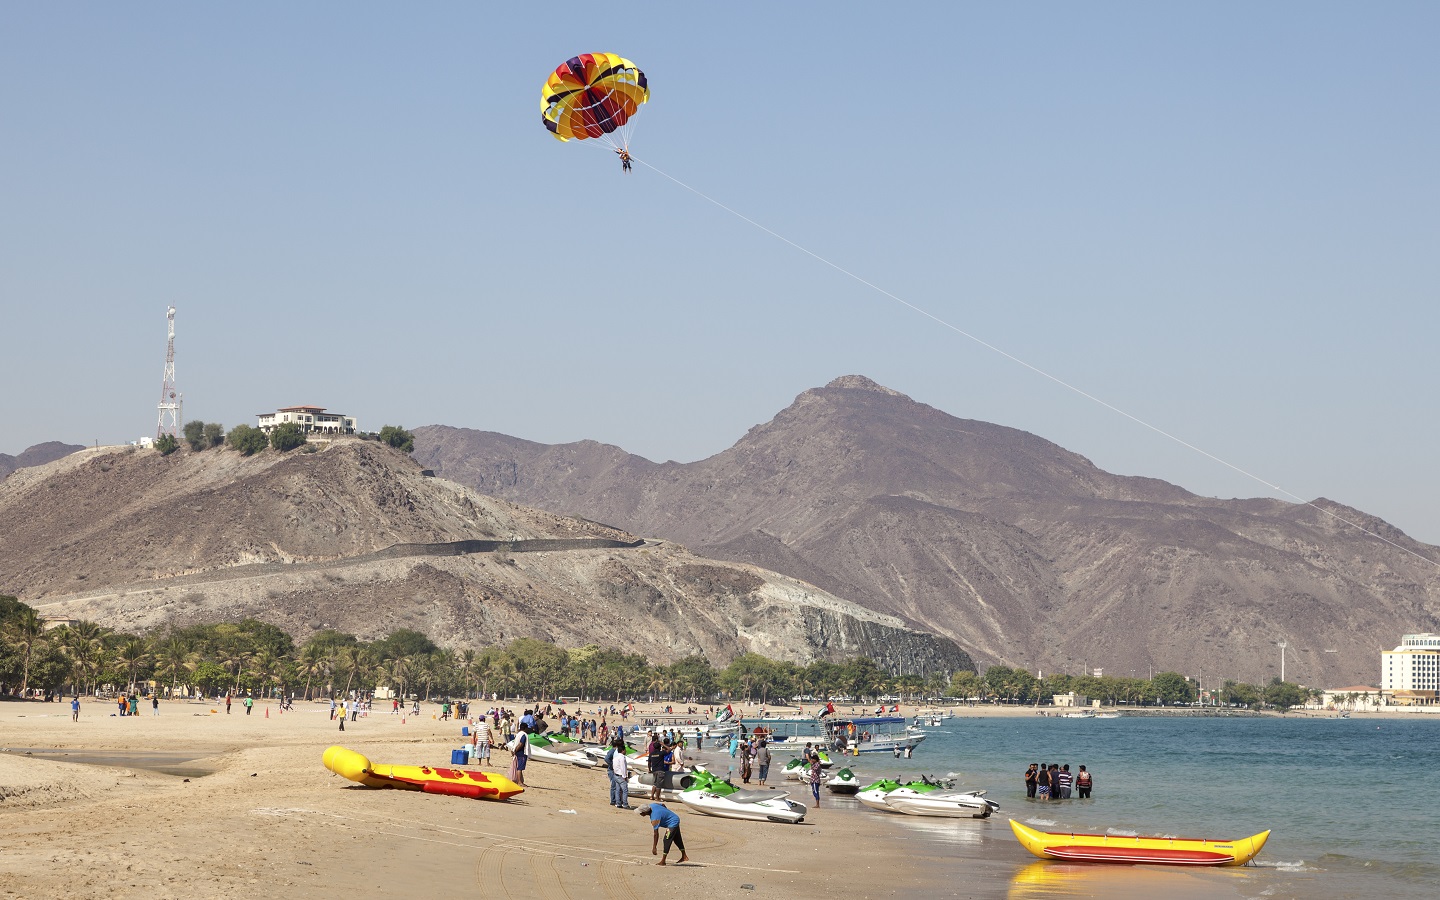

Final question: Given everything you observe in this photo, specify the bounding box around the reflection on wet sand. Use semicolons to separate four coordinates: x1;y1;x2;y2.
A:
1007;860;1257;899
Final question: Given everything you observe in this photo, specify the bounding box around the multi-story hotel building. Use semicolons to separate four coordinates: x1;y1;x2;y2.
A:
1381;633;1440;705
256;405;357;436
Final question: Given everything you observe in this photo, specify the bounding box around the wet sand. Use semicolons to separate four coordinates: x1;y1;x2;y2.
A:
0;699;1265;899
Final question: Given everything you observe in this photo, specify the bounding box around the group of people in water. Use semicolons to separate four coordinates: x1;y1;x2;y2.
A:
1024;762;1093;799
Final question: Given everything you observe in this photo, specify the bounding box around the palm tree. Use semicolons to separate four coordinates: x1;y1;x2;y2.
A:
152;634;191;698
249;650;280;699
4;608;47;696
116;636;149;693
334;647;358;697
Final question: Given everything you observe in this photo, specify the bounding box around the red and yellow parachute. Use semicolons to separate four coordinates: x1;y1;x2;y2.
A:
540;53;648;150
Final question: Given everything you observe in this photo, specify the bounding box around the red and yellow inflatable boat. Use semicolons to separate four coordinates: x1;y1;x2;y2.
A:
1009;819;1269;866
323;745;523;801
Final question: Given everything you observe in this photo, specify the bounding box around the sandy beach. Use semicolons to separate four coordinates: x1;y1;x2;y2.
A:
0;698;1277;899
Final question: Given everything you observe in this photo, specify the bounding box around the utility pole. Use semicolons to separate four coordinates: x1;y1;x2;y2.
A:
156;306;181;438
1278;640;1288;683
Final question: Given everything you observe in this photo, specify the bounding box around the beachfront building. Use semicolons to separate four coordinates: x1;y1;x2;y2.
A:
1380;634;1440;705
255;405;357;437
1317;686;1383;712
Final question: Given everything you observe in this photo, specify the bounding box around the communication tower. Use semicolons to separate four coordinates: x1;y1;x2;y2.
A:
156;306;182;438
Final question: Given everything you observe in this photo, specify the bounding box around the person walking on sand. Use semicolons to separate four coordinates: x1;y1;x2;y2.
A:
638;803;689;866
473;715;492;763
225;693;232;715
244;695;253;715
71;696;80;722
646;732;665;801
808;751;823;808
338;699;347;732
507;724;529;786
152;696;159;716
608;735;633;809
755;739;771;785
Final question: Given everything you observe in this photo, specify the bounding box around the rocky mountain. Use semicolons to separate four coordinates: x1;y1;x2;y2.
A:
412;375;1440;687
0;439;968;673
0;441;84;479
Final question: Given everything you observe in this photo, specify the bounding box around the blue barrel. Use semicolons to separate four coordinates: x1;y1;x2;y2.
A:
461;726;470;736
450;749;466;765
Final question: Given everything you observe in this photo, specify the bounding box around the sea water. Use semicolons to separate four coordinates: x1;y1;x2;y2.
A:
744;714;1439;898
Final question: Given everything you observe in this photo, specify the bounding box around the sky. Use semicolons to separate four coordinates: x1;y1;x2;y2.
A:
2;3;1438;542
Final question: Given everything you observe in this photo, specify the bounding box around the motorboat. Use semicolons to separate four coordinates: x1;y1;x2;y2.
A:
882;787;996;818
677;774;808;824
824;767;862;794
824;716;926;755
1009;819;1271;866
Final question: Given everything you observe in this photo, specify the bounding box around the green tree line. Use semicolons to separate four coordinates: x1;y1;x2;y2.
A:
951;664;1316;711
0;597;958;704
0;596;1316;710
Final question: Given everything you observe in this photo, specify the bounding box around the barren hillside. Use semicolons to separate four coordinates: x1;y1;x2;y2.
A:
0;439;968;672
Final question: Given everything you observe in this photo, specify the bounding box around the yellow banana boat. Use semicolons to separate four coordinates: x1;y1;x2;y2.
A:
323;745;523;801
1009;819;1269;866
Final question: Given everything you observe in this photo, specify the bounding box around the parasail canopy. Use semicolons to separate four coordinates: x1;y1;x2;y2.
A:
540;53;648;149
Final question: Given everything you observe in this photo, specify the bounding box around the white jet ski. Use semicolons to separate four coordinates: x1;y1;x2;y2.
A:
626;768;702;803
673;771;807;824
678;786;808;824
881;787;996;818
523;733;597;768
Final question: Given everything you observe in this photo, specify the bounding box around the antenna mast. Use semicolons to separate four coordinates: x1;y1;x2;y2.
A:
156;306;182;438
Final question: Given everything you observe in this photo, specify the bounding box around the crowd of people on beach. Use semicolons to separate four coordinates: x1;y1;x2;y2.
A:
1024;762;1093;799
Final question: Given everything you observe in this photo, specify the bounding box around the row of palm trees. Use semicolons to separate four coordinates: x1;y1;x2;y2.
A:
1;607;958;704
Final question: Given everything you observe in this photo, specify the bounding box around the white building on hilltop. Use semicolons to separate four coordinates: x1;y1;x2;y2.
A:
256;405;357;437
1381;634;1440;705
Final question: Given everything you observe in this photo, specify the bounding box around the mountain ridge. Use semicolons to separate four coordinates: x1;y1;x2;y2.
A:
413;375;1440;686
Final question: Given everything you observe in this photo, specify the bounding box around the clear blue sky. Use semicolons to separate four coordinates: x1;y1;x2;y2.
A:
3;3;1437;542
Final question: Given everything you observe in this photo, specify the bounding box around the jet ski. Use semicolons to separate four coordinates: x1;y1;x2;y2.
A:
781;751;834;780
854;775;955;811
882;787;997;818
627;767;704;802
522;733;597;768
825;767;862;794
677;772;808;824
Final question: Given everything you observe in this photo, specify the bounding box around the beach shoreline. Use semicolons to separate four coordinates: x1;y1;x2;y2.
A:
0;696;1368;898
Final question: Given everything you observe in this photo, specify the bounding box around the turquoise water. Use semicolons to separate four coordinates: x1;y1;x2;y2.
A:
740;714;1439;898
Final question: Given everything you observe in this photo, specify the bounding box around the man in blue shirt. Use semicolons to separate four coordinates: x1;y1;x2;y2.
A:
638;803;689;865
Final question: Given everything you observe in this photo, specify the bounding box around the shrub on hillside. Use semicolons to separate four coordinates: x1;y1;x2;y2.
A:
379;425;415;453
270;422;307;452
227;424;268;456
155;434;180;456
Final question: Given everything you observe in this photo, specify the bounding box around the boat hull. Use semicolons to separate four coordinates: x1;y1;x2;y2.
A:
1009;819;1270;867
